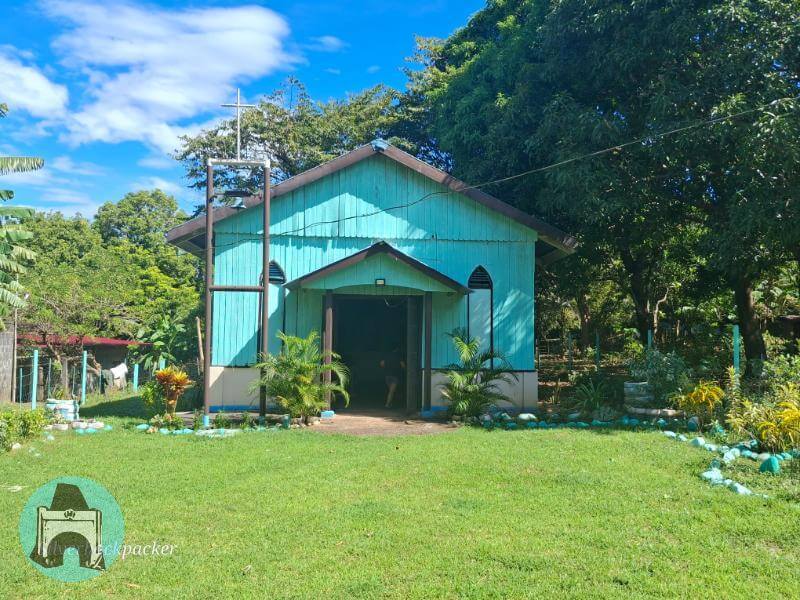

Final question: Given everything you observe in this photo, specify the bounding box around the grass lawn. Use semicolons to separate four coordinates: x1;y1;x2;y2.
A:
1;395;800;598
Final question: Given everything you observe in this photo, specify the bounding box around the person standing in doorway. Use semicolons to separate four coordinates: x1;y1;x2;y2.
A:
380;348;405;408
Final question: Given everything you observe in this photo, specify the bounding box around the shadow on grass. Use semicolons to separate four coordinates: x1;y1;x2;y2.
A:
81;394;148;420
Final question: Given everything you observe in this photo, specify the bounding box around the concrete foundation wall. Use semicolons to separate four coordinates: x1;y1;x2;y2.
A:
207;366;538;413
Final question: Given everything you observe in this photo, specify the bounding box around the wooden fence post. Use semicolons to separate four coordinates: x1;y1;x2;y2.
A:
733;324;741;375
80;351;88;405
647;329;653;350
132;364;139;391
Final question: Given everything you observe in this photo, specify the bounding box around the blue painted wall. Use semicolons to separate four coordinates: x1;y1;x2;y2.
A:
211;154;537;369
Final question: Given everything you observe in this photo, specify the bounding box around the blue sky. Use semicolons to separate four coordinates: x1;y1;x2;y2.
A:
0;0;484;216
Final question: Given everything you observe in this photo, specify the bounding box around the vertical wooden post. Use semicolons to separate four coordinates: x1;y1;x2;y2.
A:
323;290;333;407
80;351;88;405
30;349;38;409
733;324;741;375
203;163;214;427
423;291;432;411
647;329;653;350
259;164;271;418
18;368;23;403
133;363;139;392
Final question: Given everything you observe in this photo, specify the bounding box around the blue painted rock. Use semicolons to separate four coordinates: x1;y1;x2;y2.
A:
159;428;170;435
620;416;631;425
136;423;149;431
756;453;771;462
677;434;688;442
728;482;753;495
505;422;518;430
687;417;700;431
704;444;717;453
710;458;722;469
690;437;706;447
701;468;724;485
759;456;781;474
104;425;113;431
628;418;640;427
567;412;581;422
526;421;538;429
656;418;667;429
663;431;677;438
517;413;536;422
722;451;738;464
576;422;589;428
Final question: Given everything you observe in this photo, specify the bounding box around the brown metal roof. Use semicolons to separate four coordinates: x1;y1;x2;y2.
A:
165;141;578;264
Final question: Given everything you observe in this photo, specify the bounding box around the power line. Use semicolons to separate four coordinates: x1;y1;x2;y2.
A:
210;95;798;247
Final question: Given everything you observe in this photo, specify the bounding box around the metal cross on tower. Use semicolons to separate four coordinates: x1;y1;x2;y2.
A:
221;88;256;160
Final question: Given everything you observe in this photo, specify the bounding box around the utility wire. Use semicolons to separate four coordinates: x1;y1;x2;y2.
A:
210;95;797;248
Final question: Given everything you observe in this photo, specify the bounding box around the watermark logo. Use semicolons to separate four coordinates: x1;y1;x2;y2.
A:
18;476;125;583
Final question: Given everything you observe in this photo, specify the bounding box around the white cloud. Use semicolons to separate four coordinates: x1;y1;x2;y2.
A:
41;1;299;154
367;65;381;74
0;47;69;118
307;35;348;53
137;155;175;170
325;68;342;76
51;155;105;176
132;176;183;196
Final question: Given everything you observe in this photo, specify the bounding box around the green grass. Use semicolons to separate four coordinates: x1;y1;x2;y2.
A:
1;395;799;598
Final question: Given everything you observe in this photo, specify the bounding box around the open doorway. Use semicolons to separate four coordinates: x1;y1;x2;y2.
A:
332;295;416;413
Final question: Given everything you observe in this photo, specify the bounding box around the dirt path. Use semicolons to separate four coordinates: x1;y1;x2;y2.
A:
312;409;459;436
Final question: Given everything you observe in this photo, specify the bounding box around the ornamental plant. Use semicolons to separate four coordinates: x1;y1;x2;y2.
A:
252;331;350;423
154;367;192;416
629;349;690;403
671;381;724;426
442;329;517;418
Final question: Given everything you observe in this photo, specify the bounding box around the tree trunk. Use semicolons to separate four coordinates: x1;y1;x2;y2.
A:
732;275;766;372
619;249;653;344
576;294;591;353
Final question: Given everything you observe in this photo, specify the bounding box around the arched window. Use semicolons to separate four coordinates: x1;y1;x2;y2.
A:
467;266;493;355
257;262;287;357
268;261;286;284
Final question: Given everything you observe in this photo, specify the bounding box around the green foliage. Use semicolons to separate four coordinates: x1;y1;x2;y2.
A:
762;355;800;388
0;409;50;450
240;412;256;430
20;207;200;345
0;103;38;327
177;78;415;199
629;349;690;403
441;328;517;418
252;331;350;422
671;381;725;425
402;0;800;364
133;314;188;373
212;411;231;429
140;380;165;416
192;409;203;431
149;412;184;431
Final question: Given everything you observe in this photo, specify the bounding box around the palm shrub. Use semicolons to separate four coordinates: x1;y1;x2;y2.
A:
252;331;350;423
441;328;517;418
728;382;800;453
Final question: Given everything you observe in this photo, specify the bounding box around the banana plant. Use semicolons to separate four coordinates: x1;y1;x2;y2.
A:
0;102;40;326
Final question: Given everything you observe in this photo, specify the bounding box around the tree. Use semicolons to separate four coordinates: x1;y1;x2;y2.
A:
176;78;414;199
0;102;39;327
401;0;800;366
